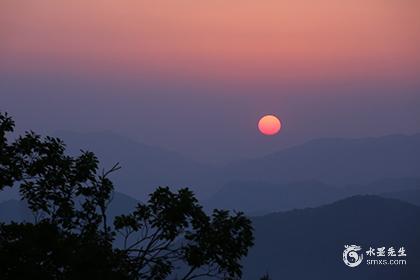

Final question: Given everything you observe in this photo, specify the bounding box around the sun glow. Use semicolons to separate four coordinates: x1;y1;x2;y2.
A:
258;115;282;136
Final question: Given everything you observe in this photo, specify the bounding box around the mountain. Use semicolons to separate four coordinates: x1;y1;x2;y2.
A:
225;133;420;186
243;195;420;279
54;131;219;200
24;131;418;203
346;177;420;195
204;177;420;214
381;188;420;207
51;132;420;201
204;180;346;214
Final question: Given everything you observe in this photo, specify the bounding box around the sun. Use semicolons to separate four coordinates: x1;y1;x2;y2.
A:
258;115;282;136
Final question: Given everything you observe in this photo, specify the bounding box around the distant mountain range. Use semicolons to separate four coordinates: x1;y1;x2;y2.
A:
54;131;219;200
50;131;420;201
224;133;420;187
204;177;420;214
1;132;419;279
243;195;420;279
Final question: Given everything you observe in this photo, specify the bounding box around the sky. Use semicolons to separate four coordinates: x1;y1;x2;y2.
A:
1;0;420;163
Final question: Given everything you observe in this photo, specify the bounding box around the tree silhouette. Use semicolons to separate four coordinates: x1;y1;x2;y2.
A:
259;273;272;280
0;112;254;280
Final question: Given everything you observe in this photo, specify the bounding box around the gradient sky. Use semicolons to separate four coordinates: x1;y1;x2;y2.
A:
1;0;420;162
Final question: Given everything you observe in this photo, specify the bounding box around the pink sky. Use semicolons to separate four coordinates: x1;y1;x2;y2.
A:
2;0;420;85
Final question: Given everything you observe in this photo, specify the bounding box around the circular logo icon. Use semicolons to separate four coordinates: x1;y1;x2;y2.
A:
343;245;363;267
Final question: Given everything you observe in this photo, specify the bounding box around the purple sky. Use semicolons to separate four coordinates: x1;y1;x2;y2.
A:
1;69;419;163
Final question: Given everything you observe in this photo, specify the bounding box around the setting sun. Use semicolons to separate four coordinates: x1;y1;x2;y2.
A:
258;115;282;136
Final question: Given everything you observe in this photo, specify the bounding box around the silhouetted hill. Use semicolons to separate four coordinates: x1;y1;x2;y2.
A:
54;131;219;199
204;180;345;214
225;133;420;186
244;195;420;279
49;132;420;201
346;177;420;195
204;177;420;214
381;189;420;207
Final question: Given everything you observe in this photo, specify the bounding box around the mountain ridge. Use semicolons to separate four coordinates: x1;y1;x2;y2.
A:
244;195;420;279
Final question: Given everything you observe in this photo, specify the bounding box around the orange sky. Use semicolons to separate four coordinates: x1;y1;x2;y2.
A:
1;0;420;83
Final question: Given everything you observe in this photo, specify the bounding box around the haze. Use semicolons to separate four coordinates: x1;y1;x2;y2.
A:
1;0;420;162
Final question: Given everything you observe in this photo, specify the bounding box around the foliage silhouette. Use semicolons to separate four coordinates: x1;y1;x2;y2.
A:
259;274;271;280
0;112;254;280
